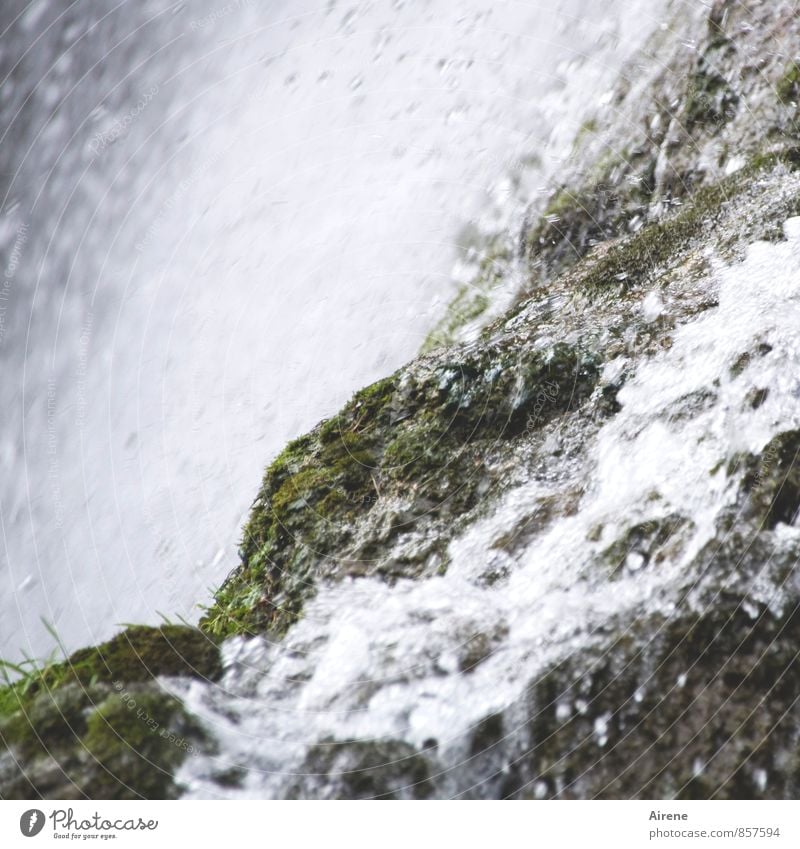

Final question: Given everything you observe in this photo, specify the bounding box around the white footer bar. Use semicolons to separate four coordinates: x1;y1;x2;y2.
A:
2;800;797;848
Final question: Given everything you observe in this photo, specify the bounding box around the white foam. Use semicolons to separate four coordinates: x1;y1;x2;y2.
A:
178;223;800;796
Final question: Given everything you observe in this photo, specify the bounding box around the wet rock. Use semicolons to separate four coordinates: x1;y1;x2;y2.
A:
202;340;602;638
602;515;695;577
287;739;435;800
0;626;218;799
504;595;800;799
740;430;800;528
9;0;800;802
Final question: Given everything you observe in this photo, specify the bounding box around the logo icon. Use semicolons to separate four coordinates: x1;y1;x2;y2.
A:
19;810;45;837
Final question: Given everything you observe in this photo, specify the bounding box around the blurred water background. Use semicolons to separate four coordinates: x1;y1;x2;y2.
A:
0;0;662;659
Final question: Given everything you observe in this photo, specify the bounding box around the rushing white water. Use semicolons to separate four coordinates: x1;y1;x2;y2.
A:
0;0;666;660
176;220;800;798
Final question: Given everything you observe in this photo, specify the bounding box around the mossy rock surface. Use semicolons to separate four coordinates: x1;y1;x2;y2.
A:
522;151;656;287
0;626;218;799
777;61;800;105
505;0;800;313
601;514;695;577
683;40;739;130
202;342;602;639
8;0;800;801
80;688;207;799
63;625;223;687
203;136;800;645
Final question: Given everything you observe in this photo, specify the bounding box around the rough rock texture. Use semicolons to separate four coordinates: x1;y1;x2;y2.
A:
0;627;220;799
5;0;800;800
201;340;602;638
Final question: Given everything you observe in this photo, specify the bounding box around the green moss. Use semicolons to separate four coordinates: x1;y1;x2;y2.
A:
203;376;400;639
777;61;800;104
685;67;737;129
580;184;715;290
427;343;599;441
268;432;317;478
351;375;397;419
522;148;655;287
0;682;98;760
503;151;800;342
0;625;220;733
319;377;396;443
422;241;510;352
63;626;222;686
579;149;800;294
0;628;215;799
543;186;584;221
520;104;797;305
384;416;450;478
81;689;203;799
203;339;602;640
572;118;598;152
421;286;490;353
271;466;329;516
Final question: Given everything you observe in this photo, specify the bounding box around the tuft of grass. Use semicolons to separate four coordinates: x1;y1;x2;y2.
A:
0;624;220;799
0;624;221;724
0;658;48;718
